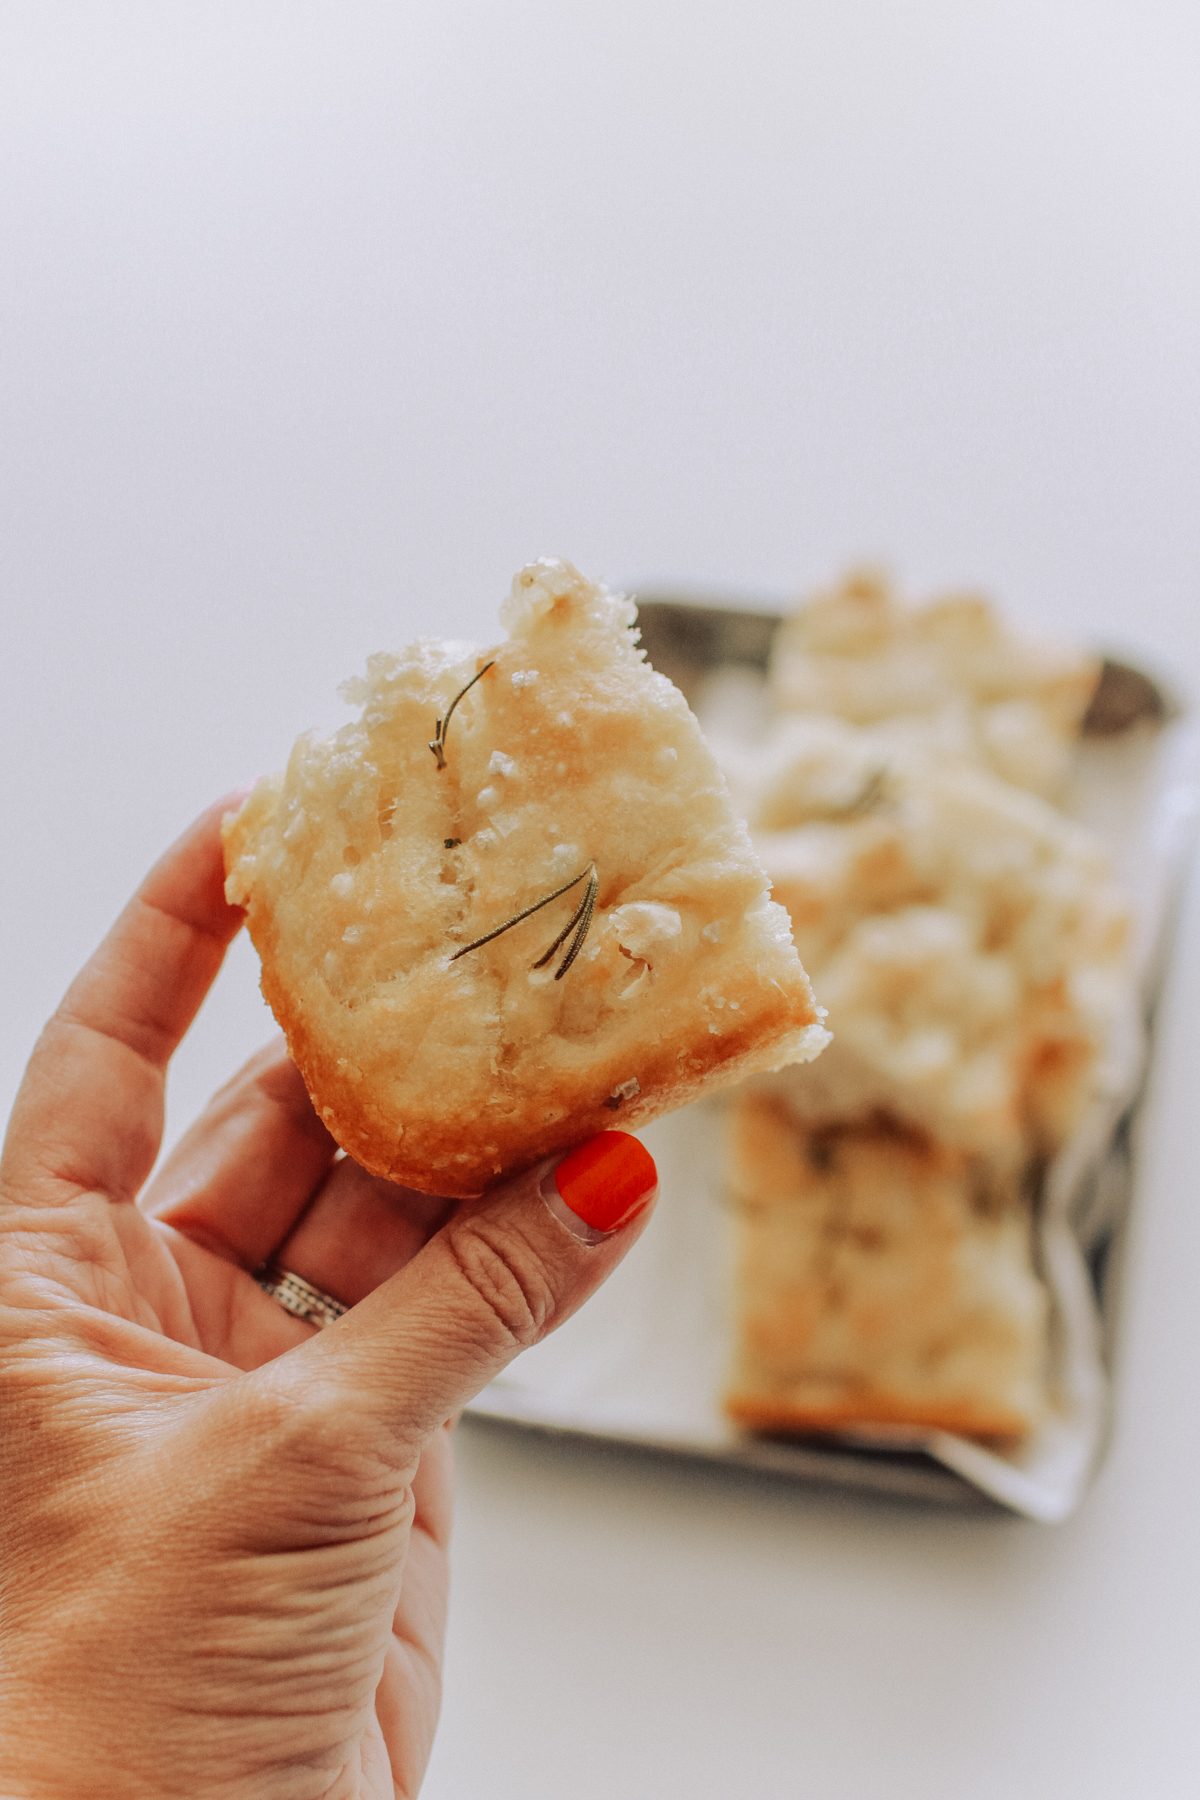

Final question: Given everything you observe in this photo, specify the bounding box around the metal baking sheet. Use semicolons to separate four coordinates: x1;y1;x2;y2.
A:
468;597;1200;1517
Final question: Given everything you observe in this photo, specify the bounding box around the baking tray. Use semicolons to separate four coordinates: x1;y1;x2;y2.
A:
467;596;1200;1519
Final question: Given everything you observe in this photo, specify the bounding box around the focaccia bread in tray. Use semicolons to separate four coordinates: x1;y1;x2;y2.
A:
705;571;1129;1448
224;559;829;1197
724;1094;1048;1442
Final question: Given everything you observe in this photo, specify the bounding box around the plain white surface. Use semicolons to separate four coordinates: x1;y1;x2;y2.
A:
3;5;1199;1795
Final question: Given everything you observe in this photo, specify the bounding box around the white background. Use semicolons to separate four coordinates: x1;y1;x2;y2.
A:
2;4;1199;1795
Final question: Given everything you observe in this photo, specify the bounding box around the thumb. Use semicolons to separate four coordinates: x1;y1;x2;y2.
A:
267;1130;657;1463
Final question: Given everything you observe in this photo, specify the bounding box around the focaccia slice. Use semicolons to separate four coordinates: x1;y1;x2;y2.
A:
724;1095;1048;1442
225;559;829;1197
748;744;1129;1163
768;569;1100;798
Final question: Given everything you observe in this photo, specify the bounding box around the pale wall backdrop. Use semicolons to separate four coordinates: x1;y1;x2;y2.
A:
2;6;1199;1797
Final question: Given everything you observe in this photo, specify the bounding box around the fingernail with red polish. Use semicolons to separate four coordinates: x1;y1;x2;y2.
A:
541;1131;658;1245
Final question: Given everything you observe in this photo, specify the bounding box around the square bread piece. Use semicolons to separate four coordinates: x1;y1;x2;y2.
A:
724;1094;1049;1442
745;727;1129;1164
768;569;1100;799
224;559;829;1197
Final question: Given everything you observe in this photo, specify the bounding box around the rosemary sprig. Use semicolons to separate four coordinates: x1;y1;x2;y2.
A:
838;767;887;818
429;660;495;770
451;862;599;980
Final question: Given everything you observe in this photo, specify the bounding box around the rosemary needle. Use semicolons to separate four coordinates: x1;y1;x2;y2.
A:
531;864;599;978
429;660;495;770
451;862;599;980
838;767;887;819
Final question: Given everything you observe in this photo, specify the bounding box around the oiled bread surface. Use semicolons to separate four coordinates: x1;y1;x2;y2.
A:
225;560;827;1196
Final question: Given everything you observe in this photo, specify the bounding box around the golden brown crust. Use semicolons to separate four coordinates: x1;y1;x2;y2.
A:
273;980;820;1191
723;1393;1030;1446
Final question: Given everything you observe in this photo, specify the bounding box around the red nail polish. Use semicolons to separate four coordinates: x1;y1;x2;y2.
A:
551;1131;658;1236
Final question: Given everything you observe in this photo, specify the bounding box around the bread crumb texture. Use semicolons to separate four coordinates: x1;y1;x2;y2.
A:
723;1097;1048;1441
224;559;828;1195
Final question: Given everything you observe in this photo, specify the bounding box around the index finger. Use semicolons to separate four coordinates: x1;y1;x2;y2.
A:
142;1037;339;1268
0;792;249;1210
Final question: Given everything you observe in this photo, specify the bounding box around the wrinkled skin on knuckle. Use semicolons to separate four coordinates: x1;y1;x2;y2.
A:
443;1214;560;1353
212;1372;416;1534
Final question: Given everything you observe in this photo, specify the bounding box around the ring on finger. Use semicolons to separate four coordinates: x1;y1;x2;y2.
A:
254;1261;349;1330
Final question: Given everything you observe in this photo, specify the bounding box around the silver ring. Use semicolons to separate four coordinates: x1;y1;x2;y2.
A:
255;1262;349;1329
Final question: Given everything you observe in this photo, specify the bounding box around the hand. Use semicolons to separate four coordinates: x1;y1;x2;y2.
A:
0;797;657;1799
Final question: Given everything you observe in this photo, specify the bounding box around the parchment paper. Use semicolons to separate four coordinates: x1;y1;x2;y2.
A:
470;656;1200;1520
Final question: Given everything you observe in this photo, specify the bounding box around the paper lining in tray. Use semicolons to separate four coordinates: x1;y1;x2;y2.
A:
468;600;1200;1521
